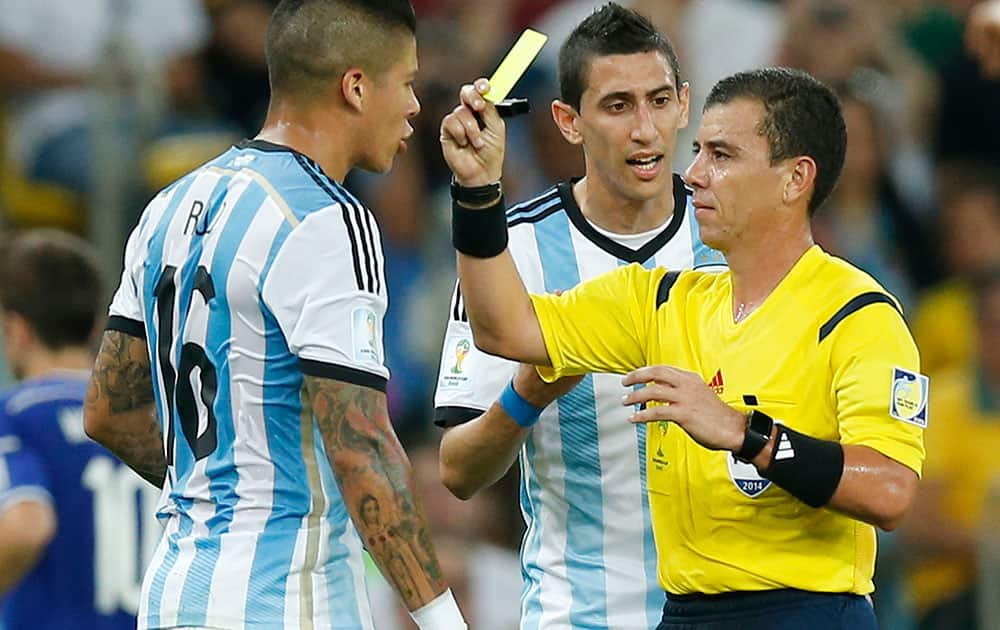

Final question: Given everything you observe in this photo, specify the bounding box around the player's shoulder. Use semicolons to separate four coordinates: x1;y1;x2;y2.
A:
223;140;371;225
806;248;910;345
811;248;903;312
505;183;567;232
0;376;86;425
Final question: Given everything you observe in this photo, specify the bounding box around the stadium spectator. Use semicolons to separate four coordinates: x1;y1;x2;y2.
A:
902;267;1000;630
434;5;725;629
83;1;466;628
0;0;211;196
813;86;940;309
0;229;158;630
912;161;1000;378
442;67;925;628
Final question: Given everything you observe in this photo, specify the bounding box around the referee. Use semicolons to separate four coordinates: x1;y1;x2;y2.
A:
440;68;925;629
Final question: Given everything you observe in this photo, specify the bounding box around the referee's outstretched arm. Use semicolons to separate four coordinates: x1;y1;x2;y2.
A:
441;79;550;366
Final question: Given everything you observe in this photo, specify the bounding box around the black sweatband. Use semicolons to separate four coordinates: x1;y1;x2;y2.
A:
452;195;508;258
760;425;844;508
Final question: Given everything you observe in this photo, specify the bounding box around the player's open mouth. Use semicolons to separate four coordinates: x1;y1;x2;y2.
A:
626;155;663;171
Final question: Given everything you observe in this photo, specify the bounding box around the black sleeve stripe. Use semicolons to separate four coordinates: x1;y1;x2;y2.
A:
450;281;468;323
299;359;388;392
507;204;565;229
340;204;367;291
434;406;484;428
349;201;376;293
106;315;146;339
656;271;681;308
362;209;382;294
818;292;902;343
292;154;367;292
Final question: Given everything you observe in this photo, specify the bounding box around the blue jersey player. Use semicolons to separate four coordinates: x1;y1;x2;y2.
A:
0;230;157;630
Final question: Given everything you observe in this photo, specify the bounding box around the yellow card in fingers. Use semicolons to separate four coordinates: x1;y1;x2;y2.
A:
484;28;548;103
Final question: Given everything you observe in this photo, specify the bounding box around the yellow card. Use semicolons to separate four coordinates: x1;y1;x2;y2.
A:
484;28;548;103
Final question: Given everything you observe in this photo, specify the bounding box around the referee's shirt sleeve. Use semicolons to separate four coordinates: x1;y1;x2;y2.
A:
261;206;390;391
107;220;148;338
530;263;658;381
829;301;926;477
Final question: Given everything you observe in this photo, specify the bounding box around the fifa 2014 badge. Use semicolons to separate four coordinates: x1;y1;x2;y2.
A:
889;367;929;428
438;334;473;390
352;307;380;365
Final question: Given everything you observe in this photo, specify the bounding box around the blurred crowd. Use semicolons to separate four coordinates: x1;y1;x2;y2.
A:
1;1;999;629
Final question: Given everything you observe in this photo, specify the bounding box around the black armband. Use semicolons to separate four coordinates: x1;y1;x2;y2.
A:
760;425;844;508
451;194;508;258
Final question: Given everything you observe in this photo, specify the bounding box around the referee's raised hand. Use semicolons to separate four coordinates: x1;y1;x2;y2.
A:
440;79;506;188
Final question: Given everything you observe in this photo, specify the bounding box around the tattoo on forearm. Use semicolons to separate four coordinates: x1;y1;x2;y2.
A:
91;331;155;413
306;377;445;609
85;332;166;488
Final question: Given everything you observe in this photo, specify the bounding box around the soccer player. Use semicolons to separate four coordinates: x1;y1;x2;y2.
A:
0;230;158;630
434;5;722;629
440;68;926;628
83;1;466;629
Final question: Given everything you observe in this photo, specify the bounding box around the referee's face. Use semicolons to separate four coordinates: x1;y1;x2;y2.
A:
571;50;689;203
360;36;421;173
685;98;790;252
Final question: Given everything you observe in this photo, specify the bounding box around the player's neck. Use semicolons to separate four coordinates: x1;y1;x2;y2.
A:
18;346;93;381
257;105;352;182
726;227;814;319
573;176;674;235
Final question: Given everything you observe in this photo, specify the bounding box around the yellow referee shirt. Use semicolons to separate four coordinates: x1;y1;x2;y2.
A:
530;246;926;596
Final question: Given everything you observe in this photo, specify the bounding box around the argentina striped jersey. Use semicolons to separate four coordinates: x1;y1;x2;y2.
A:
107;139;387;629
433;175;725;630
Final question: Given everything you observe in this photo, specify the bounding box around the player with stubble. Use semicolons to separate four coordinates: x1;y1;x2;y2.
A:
441;66;926;629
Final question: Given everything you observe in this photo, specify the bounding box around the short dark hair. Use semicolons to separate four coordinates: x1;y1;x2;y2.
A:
0;230;103;350
705;68;847;216
558;2;682;111
266;0;416;99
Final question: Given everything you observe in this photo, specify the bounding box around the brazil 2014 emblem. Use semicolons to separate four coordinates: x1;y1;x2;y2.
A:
727;454;771;498
352;307;380;364
438;334;473;390
889;367;929;428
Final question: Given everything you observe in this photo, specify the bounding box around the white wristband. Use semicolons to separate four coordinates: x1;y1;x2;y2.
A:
409;589;467;630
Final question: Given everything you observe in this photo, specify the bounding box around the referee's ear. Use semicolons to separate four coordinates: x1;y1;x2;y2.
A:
552;100;583;146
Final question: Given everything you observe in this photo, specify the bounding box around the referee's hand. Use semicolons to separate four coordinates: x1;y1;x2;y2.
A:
622;366;746;453
440;79;506;188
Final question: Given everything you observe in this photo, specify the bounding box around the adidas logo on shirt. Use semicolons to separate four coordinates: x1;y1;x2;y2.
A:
775;432;795;460
708;369;724;394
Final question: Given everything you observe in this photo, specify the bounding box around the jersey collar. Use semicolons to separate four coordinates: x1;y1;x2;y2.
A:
556;173;689;264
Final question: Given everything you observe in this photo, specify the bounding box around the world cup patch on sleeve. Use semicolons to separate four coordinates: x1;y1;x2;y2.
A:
438;334;473;390
352;307;380;365
889;367;929;428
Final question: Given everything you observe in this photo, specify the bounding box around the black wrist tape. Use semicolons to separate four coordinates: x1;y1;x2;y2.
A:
760;425;844;508
452;196;508;258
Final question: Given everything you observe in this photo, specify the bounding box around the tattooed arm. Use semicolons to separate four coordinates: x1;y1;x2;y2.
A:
84;331;166;488
304;375;447;611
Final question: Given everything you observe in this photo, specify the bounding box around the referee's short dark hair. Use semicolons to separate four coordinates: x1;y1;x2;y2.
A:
705;68;847;217
558;2;682;111
0;230;103;350
266;0;416;100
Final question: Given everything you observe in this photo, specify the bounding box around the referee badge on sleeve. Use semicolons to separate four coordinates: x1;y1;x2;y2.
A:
889;367;929;428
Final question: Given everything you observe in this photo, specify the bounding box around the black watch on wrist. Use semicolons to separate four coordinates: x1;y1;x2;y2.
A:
450;177;502;205
735;409;775;463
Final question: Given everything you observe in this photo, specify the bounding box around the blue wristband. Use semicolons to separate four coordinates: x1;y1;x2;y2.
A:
498;380;544;428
